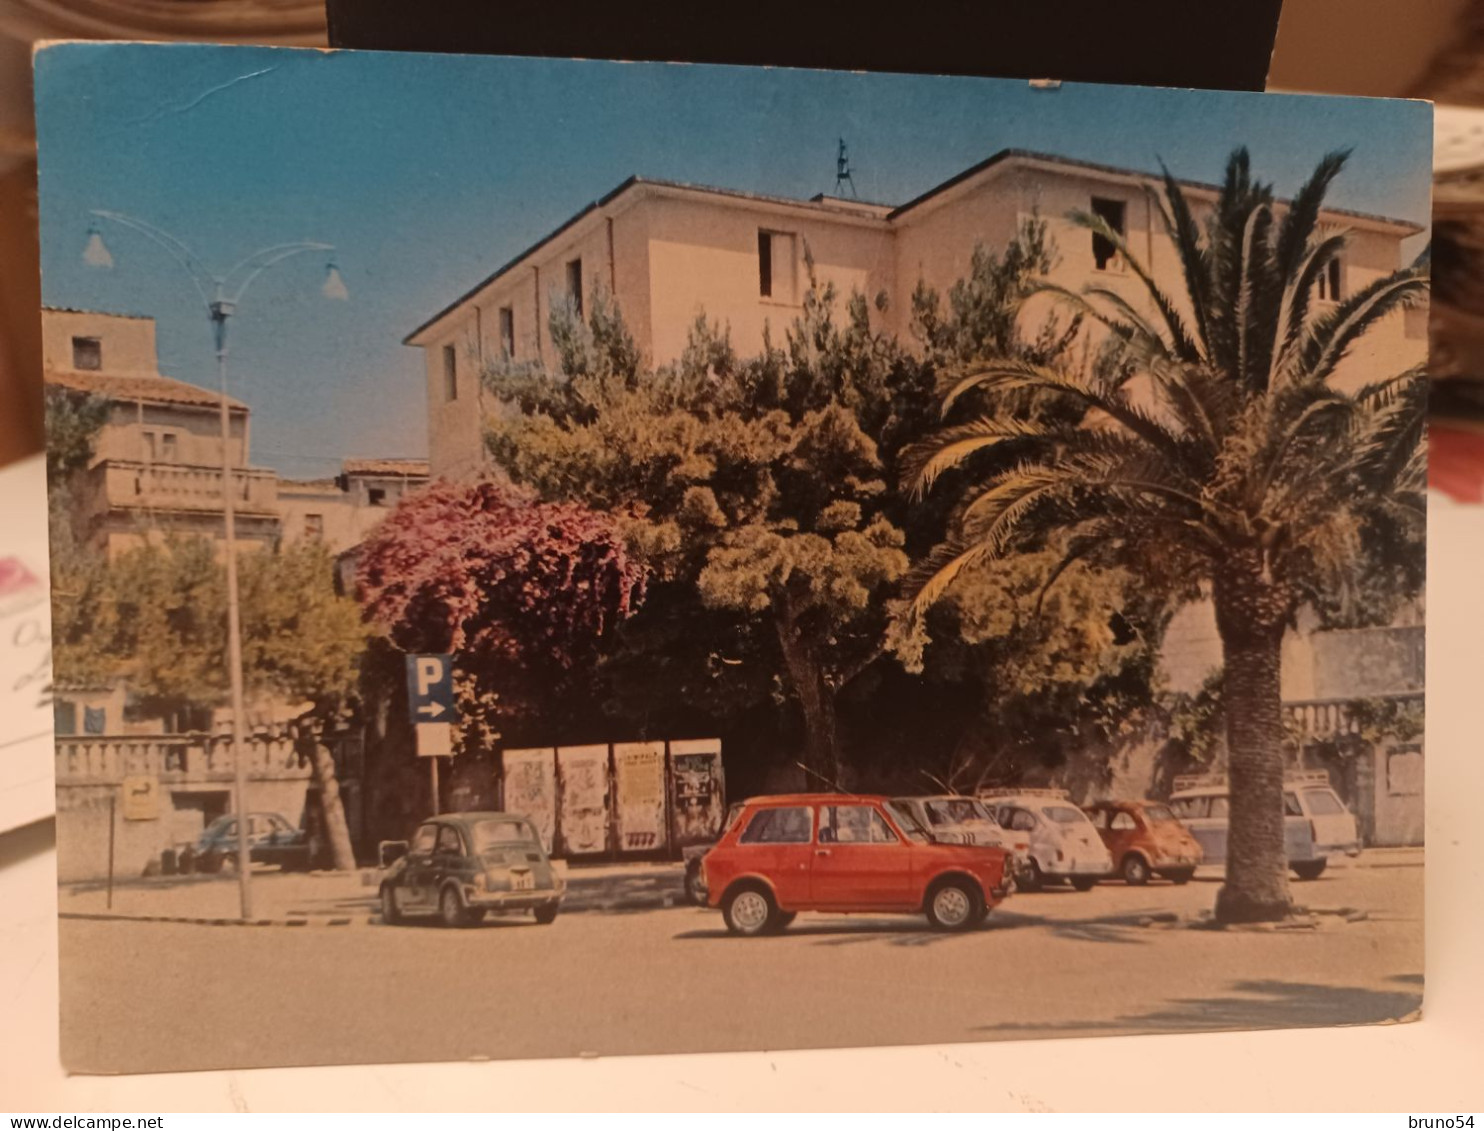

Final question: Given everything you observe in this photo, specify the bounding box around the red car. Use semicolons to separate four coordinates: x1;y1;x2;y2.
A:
702;793;1012;935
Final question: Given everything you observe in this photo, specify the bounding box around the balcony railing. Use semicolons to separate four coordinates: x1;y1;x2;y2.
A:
1283;691;1424;741
55;732;311;785
88;459;279;517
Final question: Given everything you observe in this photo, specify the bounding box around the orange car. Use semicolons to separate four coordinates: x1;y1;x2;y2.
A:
1082;800;1203;885
703;793;1012;935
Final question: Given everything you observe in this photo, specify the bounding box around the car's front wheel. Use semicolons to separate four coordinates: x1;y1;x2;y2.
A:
684;860;707;906
1070;876;1100;892
722;884;778;936
925;877;983;931
533;902;559;924
380;885;402;926
1121;854;1151;886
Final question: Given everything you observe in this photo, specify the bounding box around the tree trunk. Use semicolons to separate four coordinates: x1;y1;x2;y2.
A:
1211;550;1295;924
304;730;357;871
773;603;845;789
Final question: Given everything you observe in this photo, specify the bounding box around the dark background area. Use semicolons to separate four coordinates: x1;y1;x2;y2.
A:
326;0;1285;92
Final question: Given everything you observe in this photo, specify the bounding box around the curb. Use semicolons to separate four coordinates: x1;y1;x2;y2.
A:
60;911;373;929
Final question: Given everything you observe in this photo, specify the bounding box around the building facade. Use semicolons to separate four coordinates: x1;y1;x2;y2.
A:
407;149;1428;478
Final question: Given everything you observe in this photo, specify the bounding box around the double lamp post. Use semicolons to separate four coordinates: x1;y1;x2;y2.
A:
84;212;347;920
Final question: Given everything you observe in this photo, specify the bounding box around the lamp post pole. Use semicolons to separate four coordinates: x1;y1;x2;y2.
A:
85;212;345;921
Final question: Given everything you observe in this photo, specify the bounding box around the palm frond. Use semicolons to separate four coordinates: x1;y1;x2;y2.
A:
1296;269;1429;385
1270;230;1349;384
901;416;1061;498
1274;149;1351;280
1155;164;1214;359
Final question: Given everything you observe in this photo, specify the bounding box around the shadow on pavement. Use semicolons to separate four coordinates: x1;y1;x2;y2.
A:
976;976;1424;1035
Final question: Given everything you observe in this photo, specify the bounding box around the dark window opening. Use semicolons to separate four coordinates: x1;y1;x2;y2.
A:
499;306;515;359
1090;197;1126;271
304;513;324;541
368;487;387;506
758;230;773;297
566;259;583;318
72;336;102;371
1319;258;1343;302
442;344;457;402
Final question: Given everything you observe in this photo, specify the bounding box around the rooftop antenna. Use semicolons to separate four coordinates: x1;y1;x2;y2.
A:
834;137;858;199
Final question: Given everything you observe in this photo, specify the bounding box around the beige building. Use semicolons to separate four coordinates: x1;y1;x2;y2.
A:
278;457;429;553
43;307;280;555
407;149;1428;478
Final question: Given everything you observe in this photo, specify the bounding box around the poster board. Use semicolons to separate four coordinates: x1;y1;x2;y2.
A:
556;744;610;856
500;747;557;854
612;741;666;853
668;738;725;849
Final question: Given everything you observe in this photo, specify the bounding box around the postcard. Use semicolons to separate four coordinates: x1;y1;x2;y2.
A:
33;42;1429;1073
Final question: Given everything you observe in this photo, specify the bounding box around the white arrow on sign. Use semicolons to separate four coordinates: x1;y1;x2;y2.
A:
417;702;447;719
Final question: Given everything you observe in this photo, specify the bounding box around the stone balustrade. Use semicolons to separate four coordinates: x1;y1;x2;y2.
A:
55;731;311;785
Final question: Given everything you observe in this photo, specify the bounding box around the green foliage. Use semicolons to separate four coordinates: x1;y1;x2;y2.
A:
50;536;364;723
44;387;109;483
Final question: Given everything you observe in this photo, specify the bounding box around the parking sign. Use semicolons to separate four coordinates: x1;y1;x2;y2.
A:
405;653;456;757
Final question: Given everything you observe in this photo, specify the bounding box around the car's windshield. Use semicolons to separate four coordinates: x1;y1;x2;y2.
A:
1043;805;1089;824
1303;789;1346;815
1142;803;1177;823
722;802;745;833
470;818;537;852
925;798;989;825
885;802;931;843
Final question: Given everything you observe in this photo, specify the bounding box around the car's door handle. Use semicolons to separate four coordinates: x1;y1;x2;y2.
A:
815;849;831;857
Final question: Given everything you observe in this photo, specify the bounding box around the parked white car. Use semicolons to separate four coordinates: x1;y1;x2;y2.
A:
1168;771;1361;880
892;795;1032;887
979;789;1114;890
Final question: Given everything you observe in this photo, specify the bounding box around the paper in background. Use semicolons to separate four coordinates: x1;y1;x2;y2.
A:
0;454;53;834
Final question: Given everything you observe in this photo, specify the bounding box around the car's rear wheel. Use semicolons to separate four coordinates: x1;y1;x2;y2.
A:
1019;860;1044;892
438;884;475;928
380;885;402;926
1165;868;1195;885
925;877;983;931
1121;854;1151;886
722;884;778;936
533;902;559;924
1292;860;1327;881
1070;876;1100;892
770;910;797;932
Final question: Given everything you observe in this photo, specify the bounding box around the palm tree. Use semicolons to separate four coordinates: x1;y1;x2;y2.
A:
905;149;1426;923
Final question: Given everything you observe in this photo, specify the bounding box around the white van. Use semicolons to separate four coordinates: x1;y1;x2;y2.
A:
979;788;1114;891
1168;771;1361;880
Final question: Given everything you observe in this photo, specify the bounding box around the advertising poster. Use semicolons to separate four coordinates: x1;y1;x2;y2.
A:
500;747;557;854
668;738;725;848
612;741;666;853
556;744;610;856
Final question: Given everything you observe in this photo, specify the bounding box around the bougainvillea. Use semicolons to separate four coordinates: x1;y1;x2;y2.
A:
355;478;647;742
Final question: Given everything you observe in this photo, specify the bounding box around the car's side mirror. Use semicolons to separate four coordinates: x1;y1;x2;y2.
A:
379;840;409;867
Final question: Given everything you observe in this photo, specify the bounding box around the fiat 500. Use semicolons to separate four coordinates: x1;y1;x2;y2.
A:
979;789;1115;891
380;812;565;927
1082;799;1203;885
702;793;1011;935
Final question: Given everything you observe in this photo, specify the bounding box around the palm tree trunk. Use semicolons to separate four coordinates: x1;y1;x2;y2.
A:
1212;552;1295;924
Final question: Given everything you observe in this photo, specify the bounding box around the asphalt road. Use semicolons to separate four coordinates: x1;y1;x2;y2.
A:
59;859;1423;1074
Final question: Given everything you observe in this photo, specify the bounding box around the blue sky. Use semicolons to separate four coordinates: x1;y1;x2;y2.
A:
34;44;1433;478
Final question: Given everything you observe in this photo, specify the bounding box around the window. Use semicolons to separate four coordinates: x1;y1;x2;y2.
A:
886;802;931;843
1000;807;1038;833
1283;792;1304;817
142;431;156;462
819;805;898;844
53;701;77;736
757;230;797;301
566;258;583;318
499;306;515;359
435;825;465;855
1318;258;1343;303
368;487;387;506
738;806;812;844
1143;803;1176;823
159;432;178;463
1170;797;1207;820
471;818;537;852
72;336;102;371
304;513;324;542
1111;811;1138;831
411;824;438;854
1044;805;1088;824
1084;807;1108;830
924;798;981;826
1303;788;1347;815
1090;197;1126;271
442;344;458;402
1387;746;1423;796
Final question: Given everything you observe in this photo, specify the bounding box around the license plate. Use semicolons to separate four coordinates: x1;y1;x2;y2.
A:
511;872;534;891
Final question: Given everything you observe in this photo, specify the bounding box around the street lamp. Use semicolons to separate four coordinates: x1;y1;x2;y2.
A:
84;211;346;920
